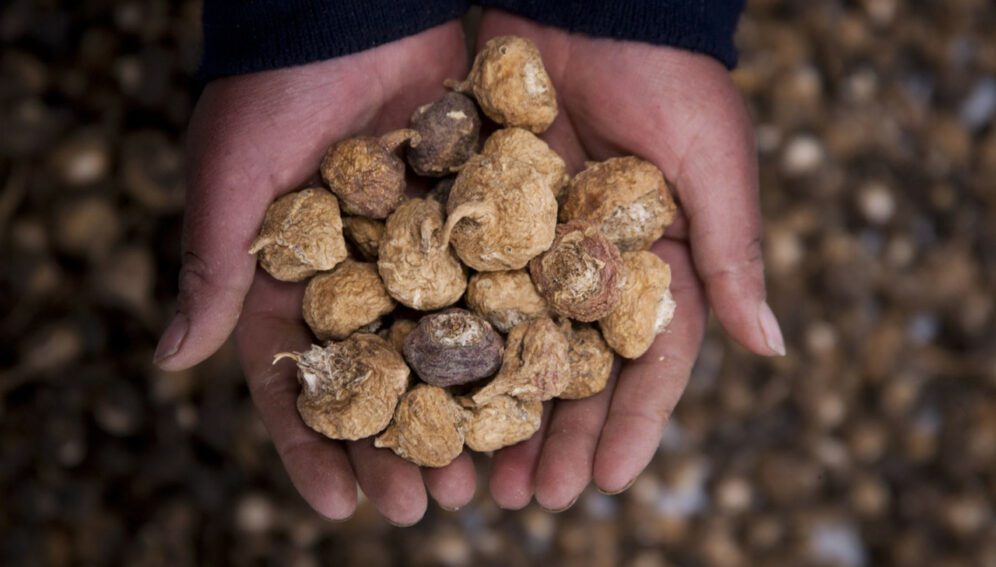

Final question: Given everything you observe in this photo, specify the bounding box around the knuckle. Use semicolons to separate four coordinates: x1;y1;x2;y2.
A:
177;250;243;312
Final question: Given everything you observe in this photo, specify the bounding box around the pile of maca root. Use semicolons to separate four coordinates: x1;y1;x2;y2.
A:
252;36;678;468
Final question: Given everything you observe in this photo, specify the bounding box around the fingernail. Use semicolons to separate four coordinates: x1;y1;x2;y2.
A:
154;313;189;365
757;301;786;356
544;494;580;513
597;476;638;496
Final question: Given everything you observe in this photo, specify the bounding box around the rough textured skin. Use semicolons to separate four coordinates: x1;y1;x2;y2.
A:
320;129;420;219
447;36;557;134
341;216;384;260
599;251;676;359
383;319;417;353
529;221;624;322
442;154;557;271
482;128;568;197
249;188;347;282
374;384;467;467
378;198;466;310
459;394;542;452
302;260;395;341
472;317;570;403
465;270;549;333
277;334;410;441
560;157;677;252
407;92;480;176
559;323;615;400
403;309;503;387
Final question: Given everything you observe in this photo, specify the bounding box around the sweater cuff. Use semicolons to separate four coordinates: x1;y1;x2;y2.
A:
200;0;471;80
477;1;745;69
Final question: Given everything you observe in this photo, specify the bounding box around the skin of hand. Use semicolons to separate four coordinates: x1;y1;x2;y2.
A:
475;11;785;513
154;22;478;525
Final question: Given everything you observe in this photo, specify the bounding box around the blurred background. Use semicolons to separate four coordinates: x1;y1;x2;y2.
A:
1;0;994;565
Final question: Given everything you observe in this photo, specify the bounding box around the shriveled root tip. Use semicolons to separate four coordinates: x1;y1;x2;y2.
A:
272;352;301;365
443;78;469;93
248;235;273;255
438;201;494;251
379;128;422;152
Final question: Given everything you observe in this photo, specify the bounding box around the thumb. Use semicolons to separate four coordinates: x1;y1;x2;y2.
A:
153;163;269;371
672;89;785;357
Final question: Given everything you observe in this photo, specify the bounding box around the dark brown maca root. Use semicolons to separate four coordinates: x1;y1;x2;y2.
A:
320;129;420;219
407;92;480;176
403;308;504;387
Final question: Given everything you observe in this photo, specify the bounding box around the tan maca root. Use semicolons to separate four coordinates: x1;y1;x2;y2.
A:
472;317;570;404
274;334;410;441
599;251;677;359
301;260;395;341
375;384;467;468
560;156;677;252
465;270;549;333
441;154;557;271
558;322;615;400
249;188;348;282
460;394;542;452
446;35;558;134
378;197;466;310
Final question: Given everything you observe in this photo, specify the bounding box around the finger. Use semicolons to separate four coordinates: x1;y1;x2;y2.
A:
488;402;552;510
660;77;782;356
235;272;357;521
156;68;368;371
347;439;428;527
592;240;708;493
533;368;618;512
422;450;477;511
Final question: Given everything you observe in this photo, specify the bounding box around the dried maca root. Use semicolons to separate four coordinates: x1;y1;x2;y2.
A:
341;216;384;260
472;317;570;403
482;128;568;198
382;319;417;353
407;92;481;176
599;251;677;359
446;36;558;134
378;198;466;310
465;270;549;333
459;395;542;452
302;260;395;341
320;129;420;219
560;156;677;252
249;188;348;282
275;334;410;440
442;154;557;271
403;308;503;387
558;323;615;400
375;384;467;467
529;221;625;322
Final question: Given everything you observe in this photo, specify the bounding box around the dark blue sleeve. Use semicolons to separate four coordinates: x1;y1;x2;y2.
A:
479;0;745;68
200;0;744;81
200;0;472;80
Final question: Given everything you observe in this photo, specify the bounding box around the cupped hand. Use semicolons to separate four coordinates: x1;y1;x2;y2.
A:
477;11;785;512
155;22;476;525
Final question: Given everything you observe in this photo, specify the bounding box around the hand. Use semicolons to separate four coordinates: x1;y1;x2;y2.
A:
154;22;477;525
477;11;785;511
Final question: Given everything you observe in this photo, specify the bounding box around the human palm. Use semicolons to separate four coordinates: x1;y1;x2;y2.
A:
158;15;782;524
157;23;478;524
476;12;782;511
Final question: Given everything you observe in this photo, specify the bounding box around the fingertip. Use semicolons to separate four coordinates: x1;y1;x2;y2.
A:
423;451;477;511
153;313;190;370
758;300;786;356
